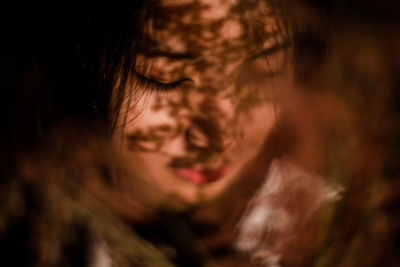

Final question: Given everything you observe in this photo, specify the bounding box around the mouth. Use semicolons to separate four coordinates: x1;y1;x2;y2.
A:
173;166;230;185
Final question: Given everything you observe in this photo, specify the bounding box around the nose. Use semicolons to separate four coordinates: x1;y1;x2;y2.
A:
161;92;239;157
185;92;239;152
159;116;236;160
185;116;230;152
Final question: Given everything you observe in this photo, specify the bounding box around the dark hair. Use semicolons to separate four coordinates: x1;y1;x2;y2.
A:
0;2;152;171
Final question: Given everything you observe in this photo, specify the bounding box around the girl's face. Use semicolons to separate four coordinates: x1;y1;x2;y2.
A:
114;0;290;211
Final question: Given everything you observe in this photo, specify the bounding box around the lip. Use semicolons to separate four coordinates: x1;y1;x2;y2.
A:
173;166;230;185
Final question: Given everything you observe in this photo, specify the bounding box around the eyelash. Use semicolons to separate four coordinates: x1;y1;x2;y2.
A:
133;71;192;93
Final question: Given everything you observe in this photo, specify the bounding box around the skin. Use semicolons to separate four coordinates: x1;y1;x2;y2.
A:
112;0;291;221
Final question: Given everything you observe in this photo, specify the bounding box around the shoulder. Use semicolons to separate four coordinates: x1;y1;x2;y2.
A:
234;158;343;266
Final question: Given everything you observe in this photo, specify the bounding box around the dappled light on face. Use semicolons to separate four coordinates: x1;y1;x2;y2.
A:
110;0;289;221
118;0;288;164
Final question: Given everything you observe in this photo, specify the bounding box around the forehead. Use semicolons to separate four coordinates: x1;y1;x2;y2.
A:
142;0;282;57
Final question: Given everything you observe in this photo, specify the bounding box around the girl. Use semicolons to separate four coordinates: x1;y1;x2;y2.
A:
107;0;341;265
1;1;338;266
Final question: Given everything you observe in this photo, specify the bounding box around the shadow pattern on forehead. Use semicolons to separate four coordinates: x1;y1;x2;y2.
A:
140;0;282;59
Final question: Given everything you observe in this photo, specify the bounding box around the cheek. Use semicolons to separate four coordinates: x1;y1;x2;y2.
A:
124;94;179;131
239;102;279;146
120;93;187;152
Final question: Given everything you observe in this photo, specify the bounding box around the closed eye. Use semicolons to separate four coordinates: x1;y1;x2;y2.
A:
247;42;289;62
243;42;289;76
133;70;193;92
